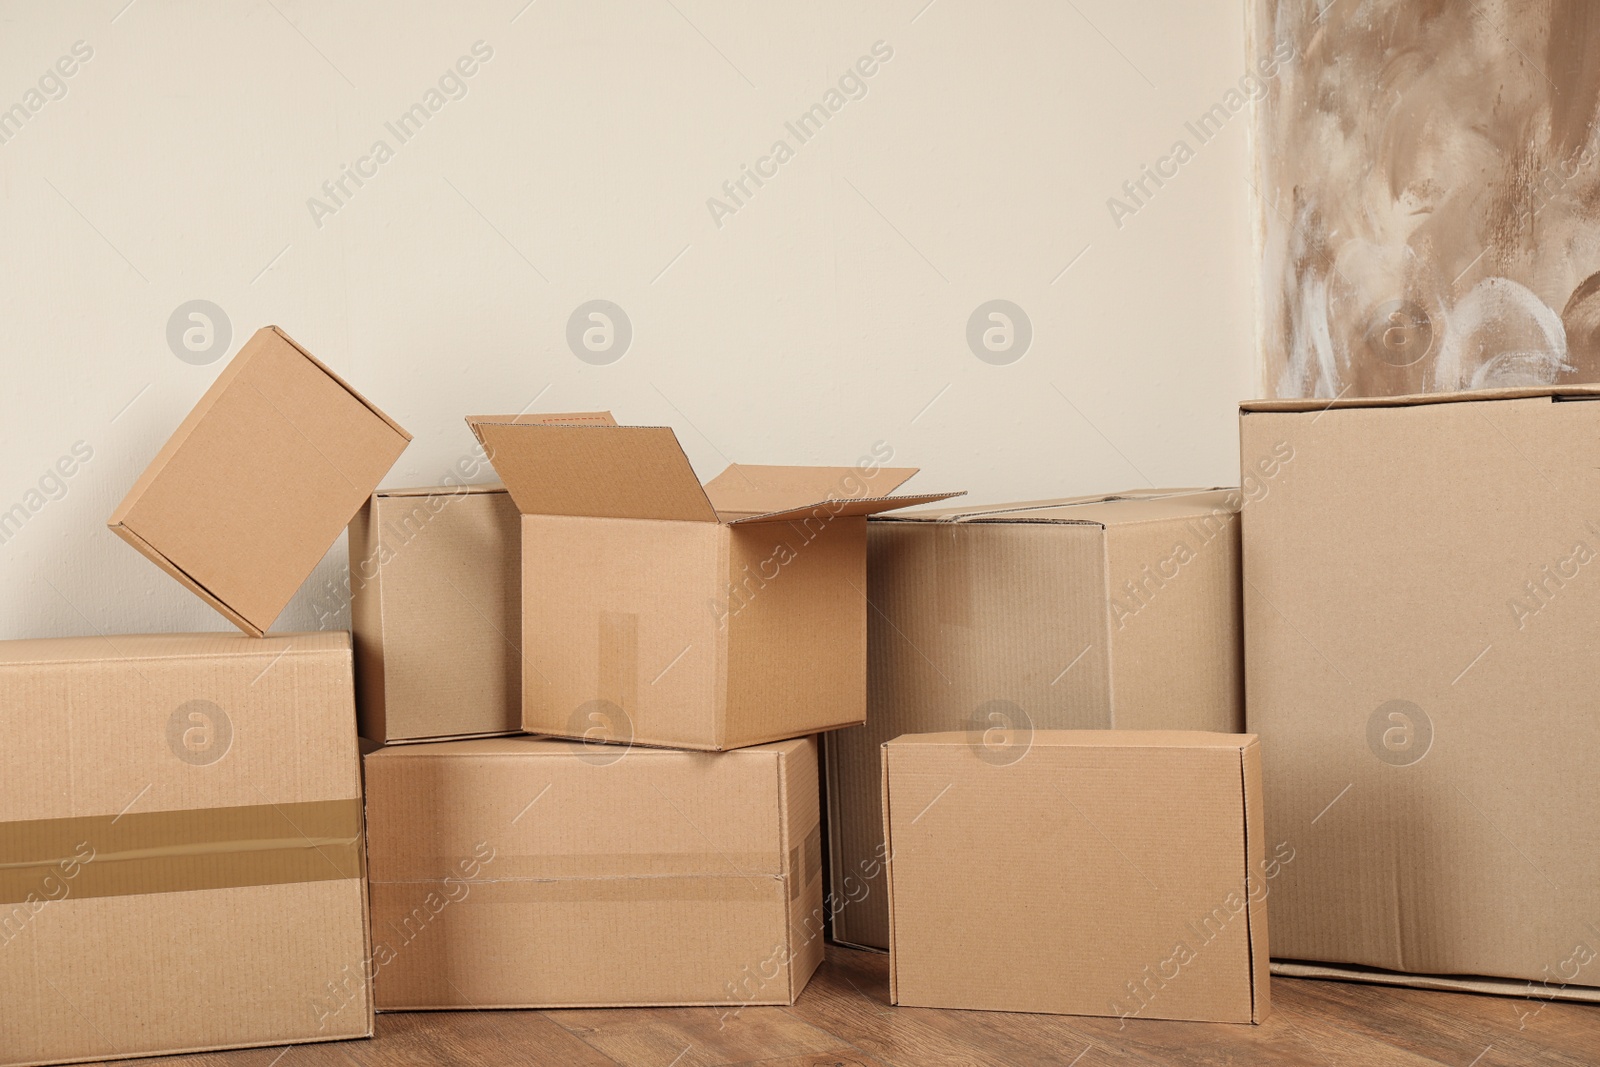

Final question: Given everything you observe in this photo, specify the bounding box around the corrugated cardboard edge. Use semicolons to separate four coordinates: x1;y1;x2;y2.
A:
18;1030;373;1067
270;326;412;442
383;995;798;1011
106;521;265;637
374;729;523;745
1097;534;1118;728
1269;961;1600;1004
349;496;387;741
722;491;967;525
373;483;506;499
1240;737;1270;1023
1240;384;1600;413
880;741;899;1006
877;488;1233;524
776;740;825;1004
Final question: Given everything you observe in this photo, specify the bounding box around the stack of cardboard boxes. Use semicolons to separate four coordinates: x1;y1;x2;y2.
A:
357;411;960;1011
5;326;1597;1066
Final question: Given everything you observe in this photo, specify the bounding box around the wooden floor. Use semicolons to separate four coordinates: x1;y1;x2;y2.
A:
88;945;1600;1067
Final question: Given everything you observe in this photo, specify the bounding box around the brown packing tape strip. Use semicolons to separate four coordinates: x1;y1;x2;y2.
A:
803;824;823;885
380;851;783;881
934;522;973;628
372;874;782;907
0;799;363;905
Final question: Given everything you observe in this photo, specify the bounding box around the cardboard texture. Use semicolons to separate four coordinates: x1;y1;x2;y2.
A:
350;483;521;743
465;413;962;750
363;735;825;1009
882;731;1270;1023
1241;387;1600;1000
109;326;411;637
0;632;372;1067
827;488;1245;949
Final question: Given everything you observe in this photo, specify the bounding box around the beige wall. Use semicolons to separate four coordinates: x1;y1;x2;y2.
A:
0;0;1254;638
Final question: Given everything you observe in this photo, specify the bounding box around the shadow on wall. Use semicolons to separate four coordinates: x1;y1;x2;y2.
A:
1254;0;1600;398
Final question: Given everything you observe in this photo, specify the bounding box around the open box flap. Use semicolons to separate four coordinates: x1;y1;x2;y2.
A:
704;463;922;517
725;490;966;525
464;415;717;521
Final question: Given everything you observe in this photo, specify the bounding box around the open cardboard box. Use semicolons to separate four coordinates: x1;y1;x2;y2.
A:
466;412;961;751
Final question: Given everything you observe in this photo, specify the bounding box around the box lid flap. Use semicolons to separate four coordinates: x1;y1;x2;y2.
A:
706;464;963;523
1241;385;1600;413
374;481;507;498
886;729;1256;750
726;490;967;524
704;464;919;514
878;487;1233;525
465;416;717;521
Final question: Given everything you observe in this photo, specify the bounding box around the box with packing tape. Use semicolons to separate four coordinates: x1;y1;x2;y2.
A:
0;632;371;1067
464;412;962;750
363;734;824;1009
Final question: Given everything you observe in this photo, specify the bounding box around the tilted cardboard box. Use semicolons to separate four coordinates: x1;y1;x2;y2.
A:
1242;387;1600;1002
350;483;521;743
827;489;1245;949
883;731;1271;1023
109;326;411;636
464;413;961;750
0;632;372;1067
363;735;824;1009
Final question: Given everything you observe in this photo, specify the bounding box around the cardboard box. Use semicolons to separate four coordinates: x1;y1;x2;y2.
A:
1241;387;1600;1002
0;632;372;1067
827;489;1244;949
109;326;411;636
882;730;1270;1023
350;483;521;743
465;413;961;750
363;735;824;1009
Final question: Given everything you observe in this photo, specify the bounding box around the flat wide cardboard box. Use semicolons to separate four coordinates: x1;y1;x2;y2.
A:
0;632;372;1066
883;731;1269;1022
350;483;520;743
465;413;961;750
364;735;824;1008
1242;387;1600;1002
828;488;1244;949
109;326;411;636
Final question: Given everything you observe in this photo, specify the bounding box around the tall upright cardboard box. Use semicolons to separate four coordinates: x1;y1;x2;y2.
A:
1242;387;1600;1001
350;483;521;743
0;632;372;1066
364;735;823;1008
828;489;1244;949
109;326;411;636
465;414;961;750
